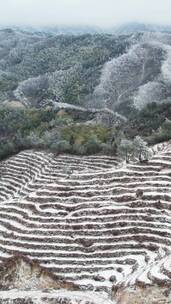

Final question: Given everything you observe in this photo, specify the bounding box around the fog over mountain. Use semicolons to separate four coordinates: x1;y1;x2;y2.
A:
1;0;171;27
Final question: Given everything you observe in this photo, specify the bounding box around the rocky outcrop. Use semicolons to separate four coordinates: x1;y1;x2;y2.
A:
0;255;79;291
113;285;171;304
0;290;113;304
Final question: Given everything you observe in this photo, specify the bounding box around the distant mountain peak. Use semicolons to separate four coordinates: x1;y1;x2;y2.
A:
112;22;171;34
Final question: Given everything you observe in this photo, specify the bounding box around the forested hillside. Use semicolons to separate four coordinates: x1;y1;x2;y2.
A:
1;28;171;160
1;23;171;304
0;28;129;106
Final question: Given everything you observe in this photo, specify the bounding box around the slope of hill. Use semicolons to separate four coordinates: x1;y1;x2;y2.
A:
1;27;171;116
0;28;130;107
1;26;171;120
1;24;171;303
0;143;171;301
114;285;171;303
0;255;78;291
94;32;171;113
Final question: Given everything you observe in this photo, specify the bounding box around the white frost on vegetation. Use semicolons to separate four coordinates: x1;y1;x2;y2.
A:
95;32;171;110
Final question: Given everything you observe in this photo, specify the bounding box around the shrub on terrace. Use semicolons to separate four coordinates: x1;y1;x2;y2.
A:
118;136;151;162
118;139;133;163
133;136;152;162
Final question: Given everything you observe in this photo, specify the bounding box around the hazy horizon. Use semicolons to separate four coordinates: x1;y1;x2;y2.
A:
0;0;171;28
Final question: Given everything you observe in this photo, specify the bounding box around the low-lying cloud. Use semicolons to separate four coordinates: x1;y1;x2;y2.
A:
1;0;171;27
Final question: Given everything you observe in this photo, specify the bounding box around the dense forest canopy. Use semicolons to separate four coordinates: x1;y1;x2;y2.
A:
0;29;130;106
1;27;171;159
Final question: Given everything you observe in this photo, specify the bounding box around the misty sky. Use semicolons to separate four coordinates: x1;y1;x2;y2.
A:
1;0;171;27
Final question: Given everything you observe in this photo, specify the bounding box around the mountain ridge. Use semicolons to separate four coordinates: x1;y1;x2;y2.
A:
2;22;171;35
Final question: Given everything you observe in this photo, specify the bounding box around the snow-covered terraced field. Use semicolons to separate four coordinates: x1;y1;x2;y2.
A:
0;143;171;295
0;290;114;304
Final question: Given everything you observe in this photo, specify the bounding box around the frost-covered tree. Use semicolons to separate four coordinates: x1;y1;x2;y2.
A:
26;132;44;147
94;44;146;110
94;36;165;111
42;129;61;146
8;47;24;65
134;81;166;110
48;65;82;105
118;139;133;163
118;136;151;163
0;71;18;102
84;135;102;155
133;136;151;162
14;75;49;106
